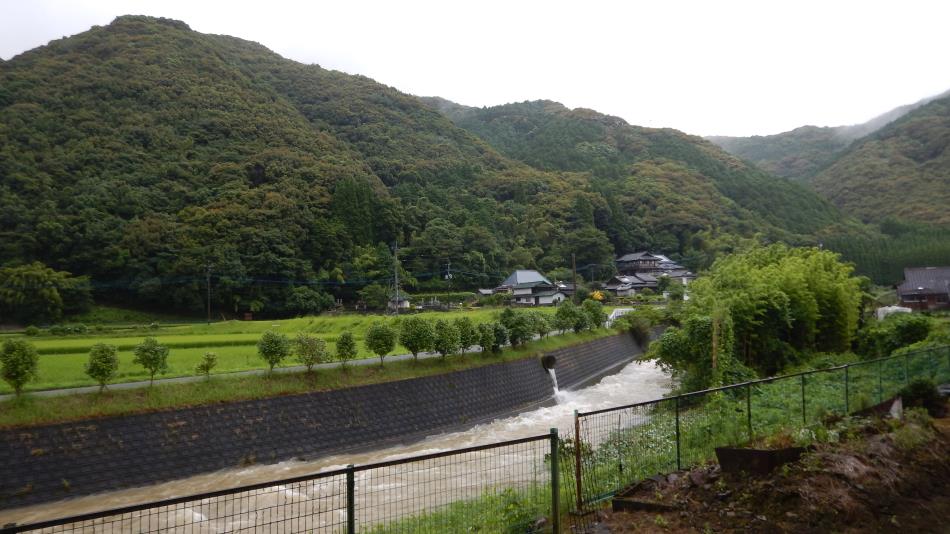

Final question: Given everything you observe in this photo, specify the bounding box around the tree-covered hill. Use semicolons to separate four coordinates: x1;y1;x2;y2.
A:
707;90;949;183
810;94;950;225
0;16;845;318
421;98;842;238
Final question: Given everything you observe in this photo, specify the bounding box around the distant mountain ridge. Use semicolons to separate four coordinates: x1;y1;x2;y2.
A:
810;94;950;224
420;97;841;240
707;90;950;182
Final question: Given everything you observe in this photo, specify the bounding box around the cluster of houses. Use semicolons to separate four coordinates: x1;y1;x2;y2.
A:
479;251;696;306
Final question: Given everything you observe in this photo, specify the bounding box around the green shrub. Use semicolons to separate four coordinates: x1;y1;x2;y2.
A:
133;337;170;385
24;326;40;336
85;343;119;391
898;378;943;416
257;331;290;372
195;352;218;378
336;331;357;366
1;339;39;396
294;333;328;371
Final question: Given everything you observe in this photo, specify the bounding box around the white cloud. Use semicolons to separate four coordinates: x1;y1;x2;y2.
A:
2;0;949;136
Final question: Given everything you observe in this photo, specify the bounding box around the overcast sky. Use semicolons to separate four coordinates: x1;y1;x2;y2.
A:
2;0;949;136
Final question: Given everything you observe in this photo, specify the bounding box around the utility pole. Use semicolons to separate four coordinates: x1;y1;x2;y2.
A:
205;263;212;325
571;253;578;304
393;242;400;316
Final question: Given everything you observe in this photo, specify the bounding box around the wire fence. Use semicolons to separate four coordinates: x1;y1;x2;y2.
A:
572;344;950;509
3;345;947;533
3;431;582;533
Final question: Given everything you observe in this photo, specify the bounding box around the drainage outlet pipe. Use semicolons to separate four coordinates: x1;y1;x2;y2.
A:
541;354;557;370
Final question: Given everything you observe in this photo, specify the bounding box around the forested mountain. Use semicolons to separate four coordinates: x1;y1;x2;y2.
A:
421;99;841;238
810;94;950;224
707;90;949;182
0;16;845;317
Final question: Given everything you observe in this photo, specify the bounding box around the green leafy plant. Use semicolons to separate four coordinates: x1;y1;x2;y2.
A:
133;337;169;385
365;322;397;365
336;331;358;367
257;331;290;372
294;333;328;372
85;343;119;392
1;339;39;396
195;351;218;378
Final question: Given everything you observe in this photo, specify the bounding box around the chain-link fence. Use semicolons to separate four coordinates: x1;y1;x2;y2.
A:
3;430;584;533
572;344;950;509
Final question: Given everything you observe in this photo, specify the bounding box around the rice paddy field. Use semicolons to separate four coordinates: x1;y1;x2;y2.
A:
0;307;569;394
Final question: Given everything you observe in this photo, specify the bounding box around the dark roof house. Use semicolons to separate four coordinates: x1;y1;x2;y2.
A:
897;267;950;311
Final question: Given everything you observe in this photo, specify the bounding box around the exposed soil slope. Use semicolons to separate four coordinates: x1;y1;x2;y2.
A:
600;411;950;533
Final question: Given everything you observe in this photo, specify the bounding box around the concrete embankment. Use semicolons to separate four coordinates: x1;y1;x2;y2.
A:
0;332;647;510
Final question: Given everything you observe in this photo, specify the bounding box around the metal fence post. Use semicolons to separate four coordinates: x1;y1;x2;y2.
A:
674;396;681;471
550;428;560;534
616;412;623;484
904;354;909;384
844;365;850;414
745;383;752;442
877;359;883;403
346;464;355;534
573;410;583;512
801;374;806;425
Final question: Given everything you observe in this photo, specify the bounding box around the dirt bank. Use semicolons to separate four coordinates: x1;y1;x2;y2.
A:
600;409;950;533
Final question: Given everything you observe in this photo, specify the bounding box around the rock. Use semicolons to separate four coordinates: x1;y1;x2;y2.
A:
726;511;736;518
689;471;705;486
786;512;798;518
757;515;767;521
532;517;549;530
667;473;680;484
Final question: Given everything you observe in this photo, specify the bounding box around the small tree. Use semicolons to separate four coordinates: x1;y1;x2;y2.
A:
1;339;39;396
499;308;518;330
365;322;397;365
258;330;290;372
531;312;551;339
492;322;509;353
507;313;533;346
195;352;218;378
85;343;119;392
477;323;495;355
400;316;434;361
336;331;358;367
454;317;477;352
133;337;169;385
295;333;328;372
582;299;607;329
432;319;461;358
554;302;579;333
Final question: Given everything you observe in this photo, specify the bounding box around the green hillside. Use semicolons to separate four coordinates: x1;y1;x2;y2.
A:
811;95;950;225
707;126;851;182
422;98;842;238
0;16;845;318
707;90;949;183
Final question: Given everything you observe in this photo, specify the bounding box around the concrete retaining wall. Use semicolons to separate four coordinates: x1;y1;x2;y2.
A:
0;332;645;510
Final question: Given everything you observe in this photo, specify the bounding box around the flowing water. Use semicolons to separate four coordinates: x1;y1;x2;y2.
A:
1;360;670;530
547;368;559;393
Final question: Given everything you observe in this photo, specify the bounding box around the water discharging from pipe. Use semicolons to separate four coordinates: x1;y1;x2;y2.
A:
1;360;670;529
547;367;559;394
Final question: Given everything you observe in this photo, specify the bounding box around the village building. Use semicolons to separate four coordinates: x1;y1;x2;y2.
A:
484;269;567;306
606;251;696;297
897;266;950;311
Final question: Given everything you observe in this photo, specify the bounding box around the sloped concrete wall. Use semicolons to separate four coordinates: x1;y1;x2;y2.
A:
0;332;646;510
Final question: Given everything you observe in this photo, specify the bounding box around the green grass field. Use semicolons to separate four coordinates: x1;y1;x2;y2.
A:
1;307;573;393
0;329;617;428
